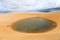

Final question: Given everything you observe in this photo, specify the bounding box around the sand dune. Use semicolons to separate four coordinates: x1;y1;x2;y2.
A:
0;11;60;40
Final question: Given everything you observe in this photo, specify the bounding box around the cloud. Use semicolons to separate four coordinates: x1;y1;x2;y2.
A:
0;0;60;13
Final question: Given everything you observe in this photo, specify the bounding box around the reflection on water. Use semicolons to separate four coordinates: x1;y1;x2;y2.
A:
11;17;57;33
0;0;60;13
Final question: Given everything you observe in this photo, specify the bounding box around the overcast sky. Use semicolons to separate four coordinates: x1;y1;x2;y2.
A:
0;0;60;12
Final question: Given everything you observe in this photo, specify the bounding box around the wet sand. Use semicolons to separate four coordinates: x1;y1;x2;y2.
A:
0;11;60;40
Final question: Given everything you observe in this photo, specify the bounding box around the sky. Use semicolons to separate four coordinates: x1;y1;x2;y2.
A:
0;0;60;13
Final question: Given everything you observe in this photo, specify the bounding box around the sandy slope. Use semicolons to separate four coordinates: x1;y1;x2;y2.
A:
0;11;60;40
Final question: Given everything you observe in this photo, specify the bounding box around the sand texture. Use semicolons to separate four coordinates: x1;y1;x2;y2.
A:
0;11;60;40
